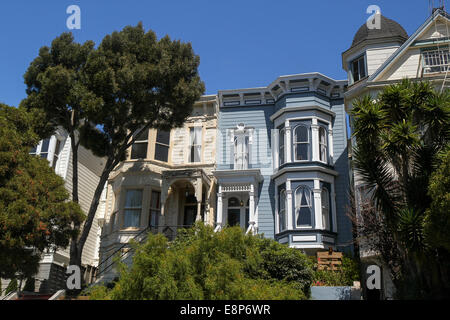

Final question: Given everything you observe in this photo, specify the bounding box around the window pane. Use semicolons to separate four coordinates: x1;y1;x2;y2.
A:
155;144;169;162
295;144;308;160
150;191;161;209
131;142;148;159
279;129;285;164
124;209;140;228
194;145;201;162
134;128;149;141
194;127;202;145
30;146;37;154
359;57;366;78
322;188;330;230
156;130;170;145
41;139;50;153
297;207;312;226
295;126;308;142
125;190;142;208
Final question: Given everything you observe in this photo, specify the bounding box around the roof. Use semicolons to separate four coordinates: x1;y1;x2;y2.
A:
350;14;408;49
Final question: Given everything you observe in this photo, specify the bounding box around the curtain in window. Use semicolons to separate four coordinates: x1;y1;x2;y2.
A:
189;127;202;162
124;190;142;228
321;188;330;230
319;127;327;163
295;186;312;226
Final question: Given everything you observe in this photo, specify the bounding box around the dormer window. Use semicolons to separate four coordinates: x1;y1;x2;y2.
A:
350;55;366;83
423;49;450;74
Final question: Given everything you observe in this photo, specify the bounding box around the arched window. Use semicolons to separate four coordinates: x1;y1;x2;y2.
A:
321;188;330;230
279;190;286;232
279;128;285;165
319;127;328;163
294;125;309;161
295;186;312;227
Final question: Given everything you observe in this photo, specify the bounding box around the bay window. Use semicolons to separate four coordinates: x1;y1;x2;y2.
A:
279;128;285;165
149;190;161;228
319;127;328;163
295;185;312;227
321;187;330;230
123;189;143;228
154;130;170;162
294;125;310;161
131;129;149;160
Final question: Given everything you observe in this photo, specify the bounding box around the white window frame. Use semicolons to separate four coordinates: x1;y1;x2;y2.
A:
293;125;310;162
130;128;149;160
295;185;313;228
279;128;285;165
123;189;143;229
188;126;202;163
154;130;170;162
319;126;328;163
321;187;330;231
350;54;367;83
422;49;450;74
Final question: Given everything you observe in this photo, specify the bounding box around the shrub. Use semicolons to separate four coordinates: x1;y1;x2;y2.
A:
90;224;313;300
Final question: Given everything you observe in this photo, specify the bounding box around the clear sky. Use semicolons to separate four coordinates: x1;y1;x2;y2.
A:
0;0;438;107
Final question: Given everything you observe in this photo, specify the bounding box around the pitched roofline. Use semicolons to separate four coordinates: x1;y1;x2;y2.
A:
369;9;450;82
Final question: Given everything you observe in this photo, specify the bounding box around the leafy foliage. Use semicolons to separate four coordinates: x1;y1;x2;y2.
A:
21;24;205;269
88;224;313;300
0;105;84;280
351;79;450;298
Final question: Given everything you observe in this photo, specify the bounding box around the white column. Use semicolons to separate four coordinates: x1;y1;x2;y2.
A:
331;182;338;233
286;180;293;229
285;120;292;163
272;129;279;169
328;124;334;164
313;179;323;229
216;185;223;230
249;184;255;233
311;118;320;162
275;187;279;233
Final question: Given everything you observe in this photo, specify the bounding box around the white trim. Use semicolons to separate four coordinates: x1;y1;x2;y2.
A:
292;235;317;242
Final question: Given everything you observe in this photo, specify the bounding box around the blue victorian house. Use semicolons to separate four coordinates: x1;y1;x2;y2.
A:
213;72;353;254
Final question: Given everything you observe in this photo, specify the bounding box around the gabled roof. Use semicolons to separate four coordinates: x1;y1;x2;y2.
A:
369;8;450;82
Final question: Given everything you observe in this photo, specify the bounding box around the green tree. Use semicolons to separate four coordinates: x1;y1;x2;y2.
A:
21;23;205;270
0;105;84;285
351;79;450;298
88;224;313;300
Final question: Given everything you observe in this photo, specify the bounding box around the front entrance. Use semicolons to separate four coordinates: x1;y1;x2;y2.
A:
226;196;249;230
183;205;197;226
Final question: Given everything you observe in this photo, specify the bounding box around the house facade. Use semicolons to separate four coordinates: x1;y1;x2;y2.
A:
342;8;450;299
97;96;219;282
215;73;351;253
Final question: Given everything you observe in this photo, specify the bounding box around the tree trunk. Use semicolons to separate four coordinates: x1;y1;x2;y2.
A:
69;132;81;269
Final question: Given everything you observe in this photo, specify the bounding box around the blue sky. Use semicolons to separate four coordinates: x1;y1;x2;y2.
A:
0;0;436;107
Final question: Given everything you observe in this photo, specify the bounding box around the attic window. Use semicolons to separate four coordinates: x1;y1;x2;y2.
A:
423;49;450;74
350;55;367;83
